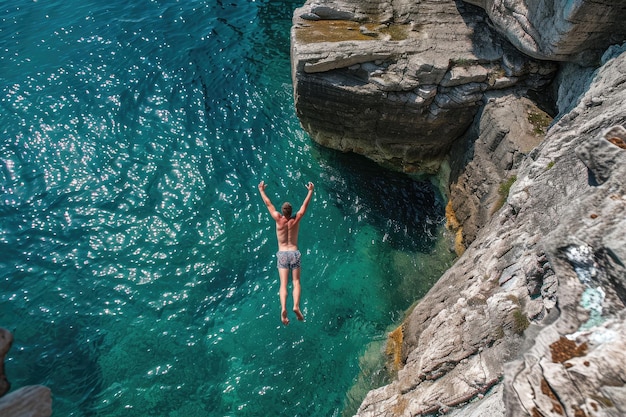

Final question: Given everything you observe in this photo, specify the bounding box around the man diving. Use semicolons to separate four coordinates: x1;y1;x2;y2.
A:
258;180;314;325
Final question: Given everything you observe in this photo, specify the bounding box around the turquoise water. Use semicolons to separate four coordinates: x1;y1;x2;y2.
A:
0;1;455;416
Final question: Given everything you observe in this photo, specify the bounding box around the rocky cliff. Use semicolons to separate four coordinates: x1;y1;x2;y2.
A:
357;46;626;417
291;1;626;416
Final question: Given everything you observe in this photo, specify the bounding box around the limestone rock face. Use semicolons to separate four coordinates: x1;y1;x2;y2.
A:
291;0;556;173
465;0;626;65
447;92;552;248
503;119;626;417
355;45;626;417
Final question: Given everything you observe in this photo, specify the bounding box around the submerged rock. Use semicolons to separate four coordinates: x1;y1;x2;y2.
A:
0;328;52;417
0;328;11;397
0;386;52;417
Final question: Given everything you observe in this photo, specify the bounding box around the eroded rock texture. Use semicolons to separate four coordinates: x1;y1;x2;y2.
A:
465;0;626;65
447;92;552;248
355;45;626;417
291;0;556;173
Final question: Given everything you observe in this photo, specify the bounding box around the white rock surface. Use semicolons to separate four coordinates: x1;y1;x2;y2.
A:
355;44;626;417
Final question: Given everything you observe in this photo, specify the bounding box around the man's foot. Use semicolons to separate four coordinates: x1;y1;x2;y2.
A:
293;307;304;321
281;309;289;325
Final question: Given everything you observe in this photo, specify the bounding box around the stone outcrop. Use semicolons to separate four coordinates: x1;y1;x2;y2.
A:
291;0;626;236
291;0;556;173
355;45;626;417
0;328;52;417
447;92;552;248
464;0;626;65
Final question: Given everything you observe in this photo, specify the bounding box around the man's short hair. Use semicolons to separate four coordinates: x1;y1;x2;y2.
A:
282;202;292;218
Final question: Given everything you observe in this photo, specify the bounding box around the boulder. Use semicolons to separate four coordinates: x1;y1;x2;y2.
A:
0;328;52;417
0;386;52;417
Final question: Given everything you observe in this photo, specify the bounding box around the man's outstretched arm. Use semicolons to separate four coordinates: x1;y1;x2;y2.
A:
258;181;280;219
295;182;314;220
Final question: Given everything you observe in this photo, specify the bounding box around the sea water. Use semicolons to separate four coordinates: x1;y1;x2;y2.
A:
0;1;455;416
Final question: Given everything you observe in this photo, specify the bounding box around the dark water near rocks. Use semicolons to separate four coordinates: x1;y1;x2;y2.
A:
0;1;455;415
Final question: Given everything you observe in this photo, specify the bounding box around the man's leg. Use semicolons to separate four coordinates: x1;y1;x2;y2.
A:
292;268;304;321
279;268;290;325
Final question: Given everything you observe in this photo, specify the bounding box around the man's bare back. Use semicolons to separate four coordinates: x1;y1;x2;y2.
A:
275;214;301;251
